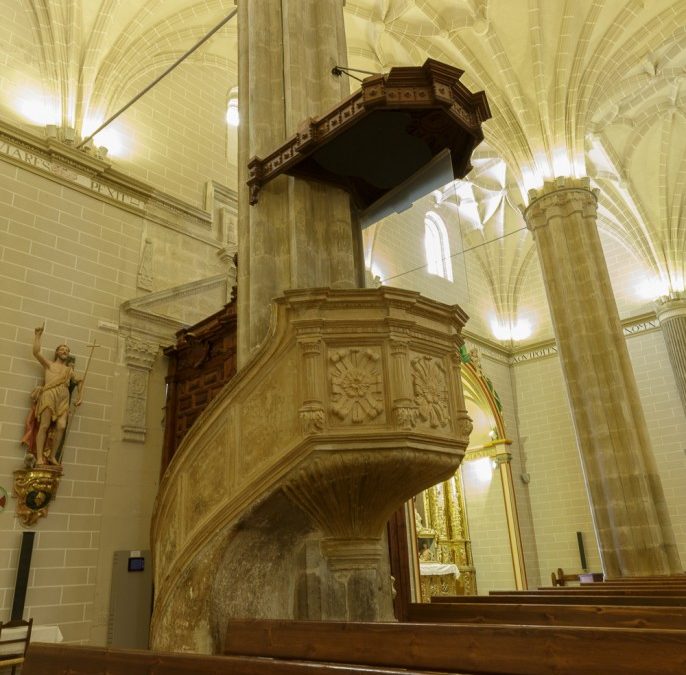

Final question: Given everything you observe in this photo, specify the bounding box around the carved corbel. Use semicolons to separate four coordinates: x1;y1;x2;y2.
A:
122;336;160;442
13;466;62;527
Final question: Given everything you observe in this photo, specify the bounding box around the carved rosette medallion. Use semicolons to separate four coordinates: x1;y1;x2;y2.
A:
329;349;384;424
412;355;450;428
13;465;63;527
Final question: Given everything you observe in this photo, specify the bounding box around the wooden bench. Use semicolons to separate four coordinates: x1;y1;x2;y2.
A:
222;618;686;675
23;643;447;675
492;588;686;596
550;568;582;586
407;600;686;629
431;593;686;605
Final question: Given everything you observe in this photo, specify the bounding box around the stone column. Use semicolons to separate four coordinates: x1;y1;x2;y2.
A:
656;294;686;416
237;0;358;366
523;177;681;578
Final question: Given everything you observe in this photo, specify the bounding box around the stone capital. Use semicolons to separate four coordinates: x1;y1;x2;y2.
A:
124;335;159;370
523;177;599;233
655;294;686;323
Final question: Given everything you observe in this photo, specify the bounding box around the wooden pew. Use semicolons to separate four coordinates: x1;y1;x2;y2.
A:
492;588;686;597
23;643;447;675
431;593;686;605
222;618;686;675
407;600;686;629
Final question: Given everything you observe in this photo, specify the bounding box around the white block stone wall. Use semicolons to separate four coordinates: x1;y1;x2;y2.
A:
0;148;230;643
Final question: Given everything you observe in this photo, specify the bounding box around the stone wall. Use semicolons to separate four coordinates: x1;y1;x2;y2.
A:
0;117;232;643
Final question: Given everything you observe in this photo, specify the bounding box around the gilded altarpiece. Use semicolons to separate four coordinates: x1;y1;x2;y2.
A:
418;472;476;597
413;347;525;600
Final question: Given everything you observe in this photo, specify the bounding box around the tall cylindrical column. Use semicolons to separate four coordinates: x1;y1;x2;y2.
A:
523;177;681;578
656;294;686;416
237;0;358;365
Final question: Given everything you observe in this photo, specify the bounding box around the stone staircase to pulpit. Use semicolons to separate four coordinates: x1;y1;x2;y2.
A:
150;286;473;653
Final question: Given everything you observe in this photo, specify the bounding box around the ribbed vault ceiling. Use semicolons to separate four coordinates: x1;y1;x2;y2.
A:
3;0;684;344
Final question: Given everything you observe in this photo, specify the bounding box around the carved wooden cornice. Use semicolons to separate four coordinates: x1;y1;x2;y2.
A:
247;59;491;208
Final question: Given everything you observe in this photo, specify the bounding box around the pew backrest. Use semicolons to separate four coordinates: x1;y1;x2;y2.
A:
222;618;686;675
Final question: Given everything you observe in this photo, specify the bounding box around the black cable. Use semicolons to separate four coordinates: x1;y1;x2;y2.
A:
380;226;528;283
77;8;237;149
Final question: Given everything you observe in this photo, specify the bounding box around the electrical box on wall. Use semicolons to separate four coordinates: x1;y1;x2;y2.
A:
107;550;153;649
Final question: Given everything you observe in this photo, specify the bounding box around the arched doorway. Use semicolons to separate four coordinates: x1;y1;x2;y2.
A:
388;347;527;615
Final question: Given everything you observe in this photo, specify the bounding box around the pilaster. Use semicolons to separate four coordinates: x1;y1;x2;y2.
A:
122;336;160;443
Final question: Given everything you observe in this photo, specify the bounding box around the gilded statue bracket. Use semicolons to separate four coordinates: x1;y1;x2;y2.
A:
13;466;62;527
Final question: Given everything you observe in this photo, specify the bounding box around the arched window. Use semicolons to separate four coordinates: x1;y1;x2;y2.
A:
226;87;239;126
424;212;453;281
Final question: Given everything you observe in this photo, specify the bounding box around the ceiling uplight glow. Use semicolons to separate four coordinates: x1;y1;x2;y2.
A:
635;276;670;301
83;117;126;157
490;318;532;341
16;94;57;126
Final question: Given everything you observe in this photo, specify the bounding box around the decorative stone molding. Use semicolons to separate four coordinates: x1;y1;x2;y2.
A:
122;336;159;443
509;312;661;365
329;348;384;424
412;355;450;429
0;118;227;245
137;238;154;291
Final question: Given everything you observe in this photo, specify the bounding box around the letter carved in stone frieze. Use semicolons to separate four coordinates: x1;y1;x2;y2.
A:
329;348;384;424
412;355;450;428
